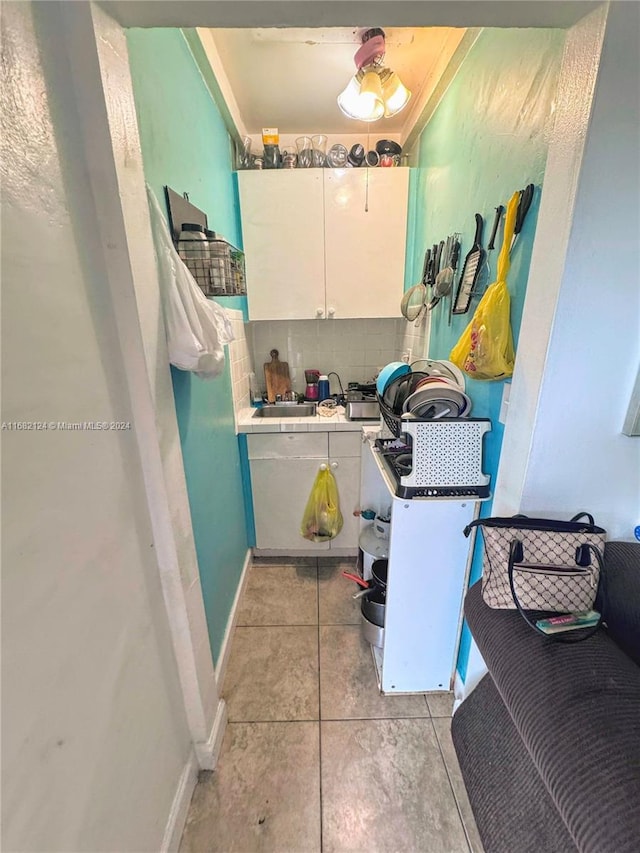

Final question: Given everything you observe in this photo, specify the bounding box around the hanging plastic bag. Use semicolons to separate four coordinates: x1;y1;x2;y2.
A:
301;467;344;542
146;186;234;379
450;191;519;381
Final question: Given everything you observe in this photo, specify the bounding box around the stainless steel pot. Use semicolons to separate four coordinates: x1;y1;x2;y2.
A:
361;588;385;627
361;612;384;648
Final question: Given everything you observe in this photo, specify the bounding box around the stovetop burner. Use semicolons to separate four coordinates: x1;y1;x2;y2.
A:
374;436;490;500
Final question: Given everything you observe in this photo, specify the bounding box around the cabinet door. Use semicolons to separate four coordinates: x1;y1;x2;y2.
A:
248;432;327;460
324;169;409;319
329;455;361;549
238;171;326;321
250;457;330;551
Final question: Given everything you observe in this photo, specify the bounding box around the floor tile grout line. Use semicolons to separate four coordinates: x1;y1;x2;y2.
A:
227;718;321;725
236;622;320;628
227;715;439;723
320;715;432;722
430;716;475;853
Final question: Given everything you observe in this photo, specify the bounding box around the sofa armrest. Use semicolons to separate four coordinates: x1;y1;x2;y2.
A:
465;581;640;853
597;541;640;666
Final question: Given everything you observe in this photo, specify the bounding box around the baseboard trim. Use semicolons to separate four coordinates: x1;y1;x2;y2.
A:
253;548;358;558
214;548;252;694
161;750;199;853
195;698;228;771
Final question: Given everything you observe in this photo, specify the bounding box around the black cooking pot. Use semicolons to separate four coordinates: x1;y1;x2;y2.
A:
361;587;385;627
360;559;388;627
371;559;388;590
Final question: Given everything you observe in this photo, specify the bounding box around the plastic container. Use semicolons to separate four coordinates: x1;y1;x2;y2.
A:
249;372;261;406
178;223;209;259
263;144;281;169
318;375;330;401
359;524;390;579
374;515;391;539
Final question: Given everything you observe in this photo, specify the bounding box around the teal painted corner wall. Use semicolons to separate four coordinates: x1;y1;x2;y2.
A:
408;28;566;680
126;28;248;664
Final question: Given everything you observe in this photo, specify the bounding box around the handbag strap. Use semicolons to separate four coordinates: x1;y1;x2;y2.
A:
465;511;602;537
507;540;603;643
570;512;595;525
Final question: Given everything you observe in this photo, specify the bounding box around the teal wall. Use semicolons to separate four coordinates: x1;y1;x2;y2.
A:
127;28;248;664
407;28;565;680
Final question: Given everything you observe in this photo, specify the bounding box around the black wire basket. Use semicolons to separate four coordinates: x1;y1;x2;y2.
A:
177;236;246;297
377;372;430;437
377;393;402;437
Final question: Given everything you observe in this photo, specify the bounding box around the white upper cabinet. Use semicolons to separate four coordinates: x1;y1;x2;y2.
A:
324;169;409;319
238;170;326;321
238;169;409;321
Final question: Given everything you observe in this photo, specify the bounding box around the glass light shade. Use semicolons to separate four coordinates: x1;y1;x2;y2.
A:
382;71;411;117
337;76;362;119
337;69;385;122
359;69;385;119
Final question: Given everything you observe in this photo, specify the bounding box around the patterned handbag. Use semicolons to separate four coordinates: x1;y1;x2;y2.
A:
464;513;607;639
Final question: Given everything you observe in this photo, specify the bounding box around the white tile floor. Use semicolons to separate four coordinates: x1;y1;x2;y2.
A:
180;558;483;853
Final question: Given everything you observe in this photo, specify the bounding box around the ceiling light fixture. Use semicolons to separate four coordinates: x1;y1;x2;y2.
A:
337;28;411;122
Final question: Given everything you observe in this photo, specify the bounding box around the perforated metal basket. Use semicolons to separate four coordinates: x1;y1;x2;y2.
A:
400;419;491;490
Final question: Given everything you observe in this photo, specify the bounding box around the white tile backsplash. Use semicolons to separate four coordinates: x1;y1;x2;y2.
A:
249;318;403;394
226;309;251;417
397;313;431;365
225;308;431;422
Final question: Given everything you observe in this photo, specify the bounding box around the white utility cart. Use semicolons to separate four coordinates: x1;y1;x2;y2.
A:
359;424;490;694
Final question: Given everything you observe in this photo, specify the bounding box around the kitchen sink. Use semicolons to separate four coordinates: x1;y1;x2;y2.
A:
253;404;317;418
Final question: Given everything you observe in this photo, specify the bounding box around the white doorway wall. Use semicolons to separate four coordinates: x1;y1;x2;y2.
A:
6;1;638;850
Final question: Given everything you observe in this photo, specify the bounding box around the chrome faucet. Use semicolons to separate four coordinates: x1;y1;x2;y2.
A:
274;390;299;406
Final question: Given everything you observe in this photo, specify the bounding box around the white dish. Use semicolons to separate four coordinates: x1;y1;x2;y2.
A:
413;375;460;392
410;359;465;391
403;385;472;417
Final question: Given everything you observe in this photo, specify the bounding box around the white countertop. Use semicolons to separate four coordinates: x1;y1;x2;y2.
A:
235;406;371;434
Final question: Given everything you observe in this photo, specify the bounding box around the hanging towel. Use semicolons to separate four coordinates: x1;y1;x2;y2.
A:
146;186;234;379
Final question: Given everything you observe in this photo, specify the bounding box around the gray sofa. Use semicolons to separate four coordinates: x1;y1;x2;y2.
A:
452;541;640;853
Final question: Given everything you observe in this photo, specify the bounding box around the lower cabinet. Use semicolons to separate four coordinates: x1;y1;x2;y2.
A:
247;431;361;553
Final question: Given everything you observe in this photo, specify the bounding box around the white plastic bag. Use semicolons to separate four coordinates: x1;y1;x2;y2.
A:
146;186;234;379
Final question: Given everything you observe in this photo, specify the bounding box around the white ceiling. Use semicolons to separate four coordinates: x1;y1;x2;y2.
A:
208;27;467;136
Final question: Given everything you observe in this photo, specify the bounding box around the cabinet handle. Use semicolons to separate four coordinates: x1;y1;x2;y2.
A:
328;307;336;316
316;307;324;317
331;461;339;470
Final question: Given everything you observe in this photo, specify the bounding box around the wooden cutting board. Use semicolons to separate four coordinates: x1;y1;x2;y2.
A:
264;349;291;403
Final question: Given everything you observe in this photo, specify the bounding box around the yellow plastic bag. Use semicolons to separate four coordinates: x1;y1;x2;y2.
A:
450;191;519;381
301;467;344;542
